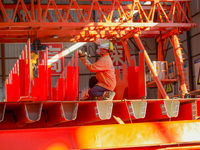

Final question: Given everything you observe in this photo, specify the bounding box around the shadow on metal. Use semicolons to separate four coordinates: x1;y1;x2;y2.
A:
44;102;78;126
76;101;113;124
112;101;147;123
14;103;42;126
0;104;6;122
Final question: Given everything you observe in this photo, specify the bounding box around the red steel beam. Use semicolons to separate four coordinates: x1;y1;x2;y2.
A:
0;120;200;150
157;39;166;99
171;35;189;97
76;0;192;1
0;22;196;28
133;33;169;99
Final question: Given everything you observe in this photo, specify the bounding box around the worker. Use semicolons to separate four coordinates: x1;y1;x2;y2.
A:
79;39;116;100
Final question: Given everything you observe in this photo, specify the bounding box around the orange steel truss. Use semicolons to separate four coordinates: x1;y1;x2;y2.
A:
0;0;196;43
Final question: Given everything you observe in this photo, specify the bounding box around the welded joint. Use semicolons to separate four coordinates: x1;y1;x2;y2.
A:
127;104;134;117
160;104;167;116
94;106;99;118
191;102;197;120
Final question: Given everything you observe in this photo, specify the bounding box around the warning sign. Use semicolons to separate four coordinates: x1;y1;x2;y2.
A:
166;84;173;93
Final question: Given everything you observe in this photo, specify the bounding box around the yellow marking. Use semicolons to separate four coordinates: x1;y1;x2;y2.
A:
113;115;125;124
166;84;173;93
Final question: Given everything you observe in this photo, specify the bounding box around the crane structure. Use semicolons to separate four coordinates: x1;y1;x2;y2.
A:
0;0;196;97
0;0;200;150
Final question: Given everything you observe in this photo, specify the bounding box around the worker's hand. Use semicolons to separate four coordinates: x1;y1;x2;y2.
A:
78;50;87;59
78;50;84;57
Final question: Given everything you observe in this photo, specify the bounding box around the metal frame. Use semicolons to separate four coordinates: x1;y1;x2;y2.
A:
0;118;200;149
0;0;196;43
0;1;199;149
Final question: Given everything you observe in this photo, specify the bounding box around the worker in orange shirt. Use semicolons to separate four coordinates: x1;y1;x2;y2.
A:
79;39;116;100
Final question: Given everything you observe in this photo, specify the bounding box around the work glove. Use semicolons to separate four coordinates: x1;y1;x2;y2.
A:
78;50;87;59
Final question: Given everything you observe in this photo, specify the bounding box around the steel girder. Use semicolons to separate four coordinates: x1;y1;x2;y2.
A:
1;119;200;149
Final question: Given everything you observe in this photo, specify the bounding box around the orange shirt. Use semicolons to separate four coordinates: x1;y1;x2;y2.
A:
80;54;116;91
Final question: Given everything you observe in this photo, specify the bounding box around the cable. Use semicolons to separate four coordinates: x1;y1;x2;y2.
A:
129;39;140;51
142;40;157;51
127;41;136;52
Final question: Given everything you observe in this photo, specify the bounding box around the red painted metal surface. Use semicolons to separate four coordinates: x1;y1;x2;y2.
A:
5;41;32;102
1;1;199;149
128;50;145;99
134;33;169;99
4;40;78;103
171;35;189;97
0;119;200;149
0;99;198;128
196;100;200;118
52;52;79;101
112;51;146;121
114;63;128;100
144;101;169;121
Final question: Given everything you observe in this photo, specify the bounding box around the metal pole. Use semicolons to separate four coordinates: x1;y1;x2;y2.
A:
171;34;188;97
133;34;169;99
187;31;194;92
121;40;131;66
157;40;164;99
1;44;5;83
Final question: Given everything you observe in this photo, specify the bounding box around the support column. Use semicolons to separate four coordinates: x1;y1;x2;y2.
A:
187;31;194;93
121;40;131;66
1;44;5;84
157;39;166;99
171;35;188;97
133;34;169;99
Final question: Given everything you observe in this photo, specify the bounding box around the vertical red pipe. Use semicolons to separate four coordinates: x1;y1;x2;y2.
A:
121;40;131;66
171;35;188;97
1;44;5;84
38;0;41;22
57;78;64;101
157;40;164;99
48;66;51;100
133;34;169;99
27;39;31;96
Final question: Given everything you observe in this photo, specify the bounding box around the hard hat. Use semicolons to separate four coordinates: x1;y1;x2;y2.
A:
31;52;38;64
95;39;113;52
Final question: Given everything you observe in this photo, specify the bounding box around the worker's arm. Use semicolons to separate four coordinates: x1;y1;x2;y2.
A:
80;57;107;72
